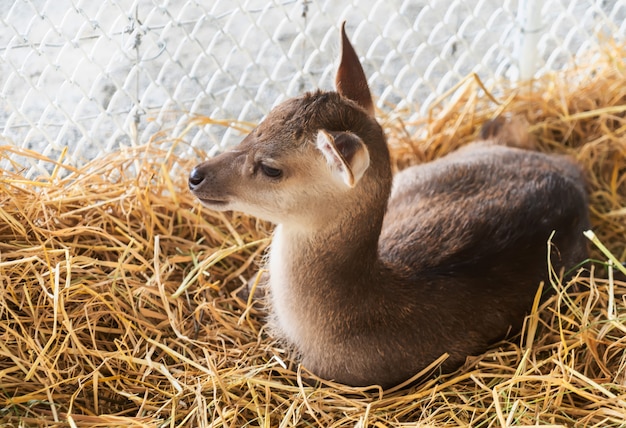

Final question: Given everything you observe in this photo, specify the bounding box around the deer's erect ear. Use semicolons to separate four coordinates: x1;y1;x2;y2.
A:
335;22;375;117
316;129;370;188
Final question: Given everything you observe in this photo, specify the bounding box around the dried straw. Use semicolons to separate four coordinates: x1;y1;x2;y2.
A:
1;44;625;427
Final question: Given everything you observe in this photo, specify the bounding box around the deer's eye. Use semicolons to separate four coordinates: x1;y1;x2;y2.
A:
259;163;283;178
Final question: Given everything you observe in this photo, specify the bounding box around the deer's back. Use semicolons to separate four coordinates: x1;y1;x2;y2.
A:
382;143;588;273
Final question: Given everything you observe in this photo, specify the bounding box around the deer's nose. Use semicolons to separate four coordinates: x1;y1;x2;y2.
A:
188;167;205;190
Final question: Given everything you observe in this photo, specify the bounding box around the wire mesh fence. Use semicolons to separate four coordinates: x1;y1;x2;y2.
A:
1;0;625;176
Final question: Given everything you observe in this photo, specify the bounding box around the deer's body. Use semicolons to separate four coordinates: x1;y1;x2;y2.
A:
189;24;589;388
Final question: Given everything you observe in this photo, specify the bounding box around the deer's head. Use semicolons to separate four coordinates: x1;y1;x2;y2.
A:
189;23;390;229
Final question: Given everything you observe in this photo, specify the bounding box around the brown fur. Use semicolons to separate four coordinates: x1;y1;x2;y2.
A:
188;24;590;388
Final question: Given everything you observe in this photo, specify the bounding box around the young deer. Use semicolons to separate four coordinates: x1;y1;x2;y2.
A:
188;23;589;388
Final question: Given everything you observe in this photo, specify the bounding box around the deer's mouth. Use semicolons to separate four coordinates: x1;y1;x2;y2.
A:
198;198;229;207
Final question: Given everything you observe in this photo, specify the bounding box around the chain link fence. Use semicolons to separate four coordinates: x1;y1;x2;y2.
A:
1;0;625;176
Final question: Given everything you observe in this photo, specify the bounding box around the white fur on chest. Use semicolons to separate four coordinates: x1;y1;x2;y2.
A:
267;225;307;346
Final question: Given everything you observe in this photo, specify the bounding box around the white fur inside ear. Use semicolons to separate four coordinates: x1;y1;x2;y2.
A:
316;130;370;188
348;139;370;185
316;130;371;188
316;130;355;187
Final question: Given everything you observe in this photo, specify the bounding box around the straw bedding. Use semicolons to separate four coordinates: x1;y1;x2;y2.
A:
1;46;625;427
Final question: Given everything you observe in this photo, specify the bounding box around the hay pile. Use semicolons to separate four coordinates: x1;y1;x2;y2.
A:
1;45;625;427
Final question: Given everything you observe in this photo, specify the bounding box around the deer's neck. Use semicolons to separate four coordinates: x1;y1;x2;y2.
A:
267;189;390;346
274;209;384;283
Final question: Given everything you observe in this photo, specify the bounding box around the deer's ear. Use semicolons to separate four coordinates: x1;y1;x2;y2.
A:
316;130;370;188
335;22;375;117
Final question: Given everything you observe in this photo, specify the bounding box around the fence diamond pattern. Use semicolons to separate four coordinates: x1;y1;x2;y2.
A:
1;0;625;176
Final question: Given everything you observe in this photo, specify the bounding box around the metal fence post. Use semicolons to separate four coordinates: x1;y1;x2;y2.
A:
517;0;543;81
